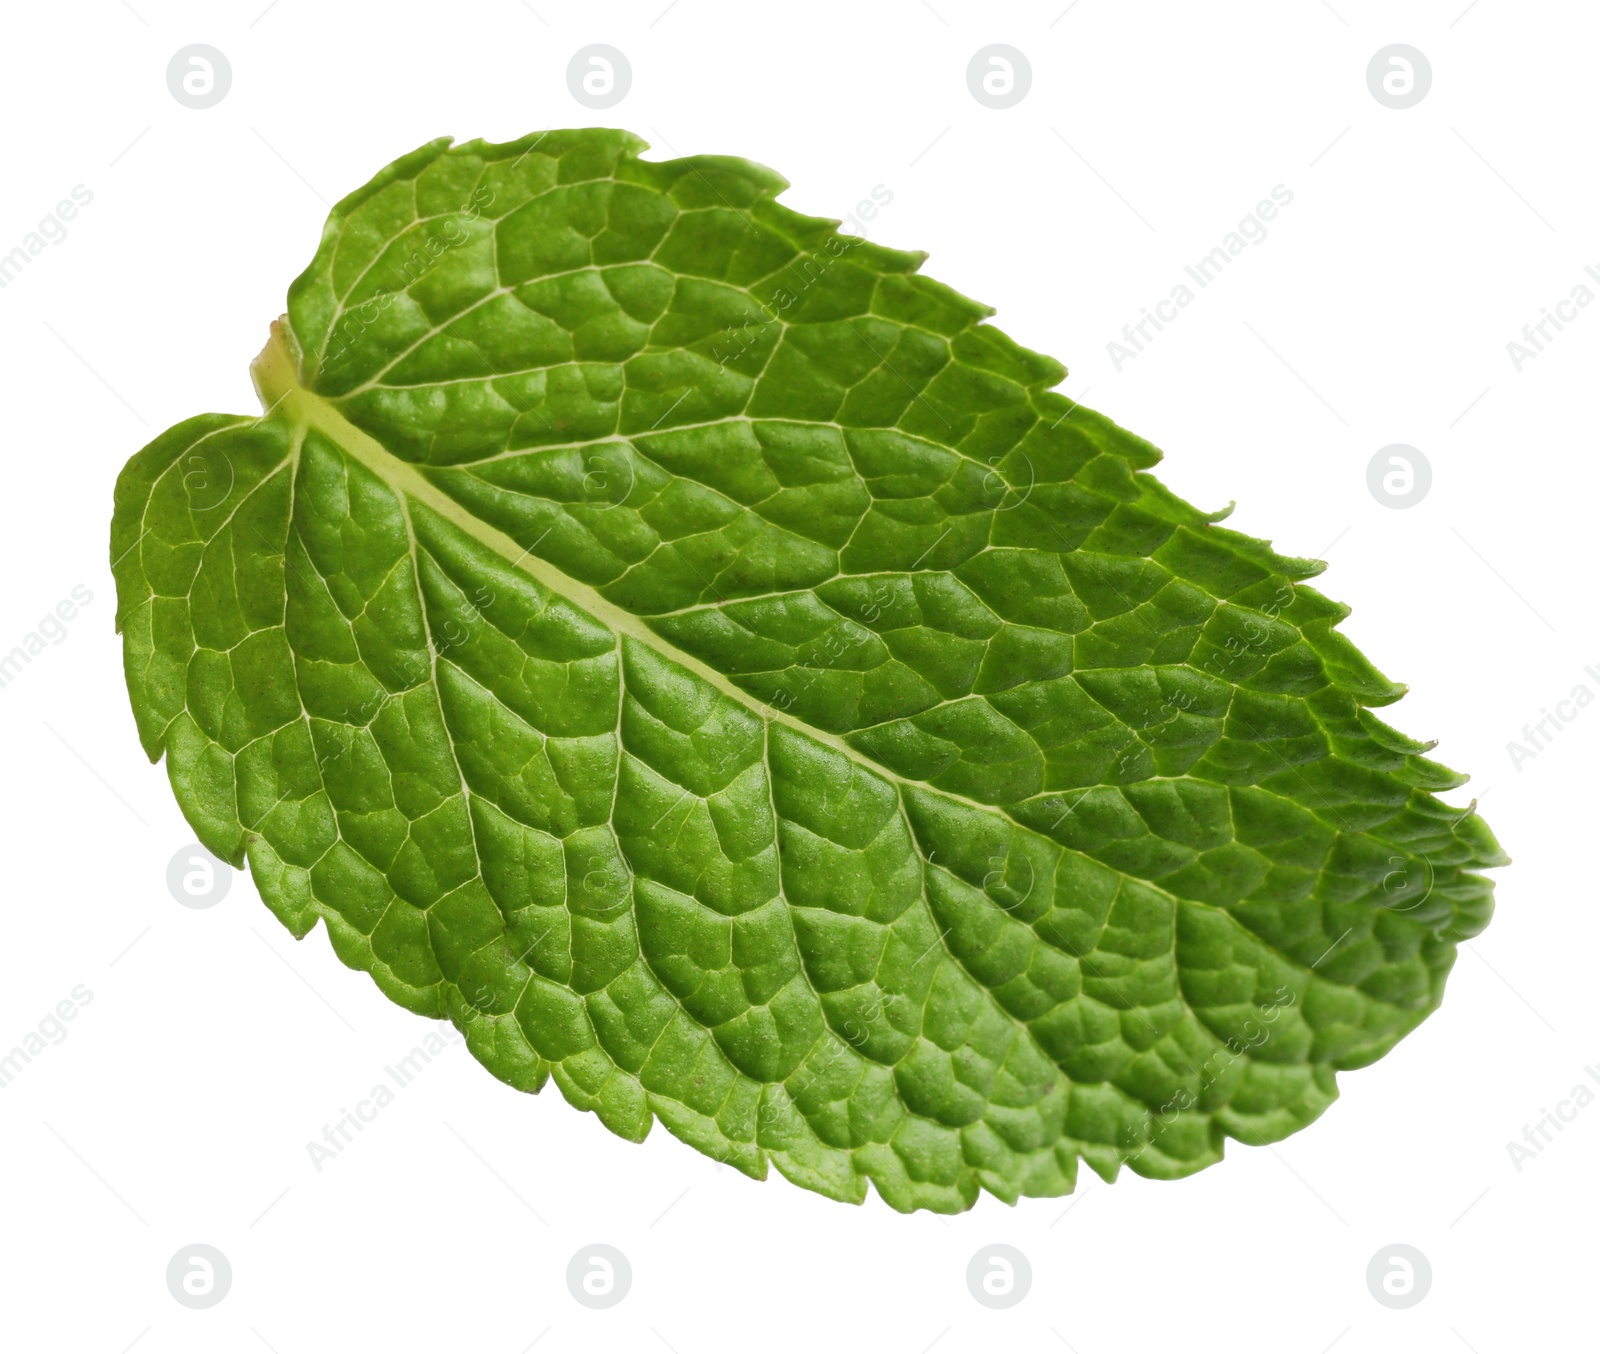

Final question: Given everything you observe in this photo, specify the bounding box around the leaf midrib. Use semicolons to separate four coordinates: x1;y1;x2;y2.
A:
252;318;1018;825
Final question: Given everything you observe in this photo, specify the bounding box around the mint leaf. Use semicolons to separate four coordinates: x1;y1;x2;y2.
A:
111;130;1505;1212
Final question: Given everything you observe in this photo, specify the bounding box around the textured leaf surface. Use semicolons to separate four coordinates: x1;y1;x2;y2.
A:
111;129;1505;1212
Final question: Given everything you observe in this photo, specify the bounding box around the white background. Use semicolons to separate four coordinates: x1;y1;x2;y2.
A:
0;1;1593;1350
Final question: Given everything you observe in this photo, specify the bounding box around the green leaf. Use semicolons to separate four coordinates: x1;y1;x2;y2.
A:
111;129;1505;1213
